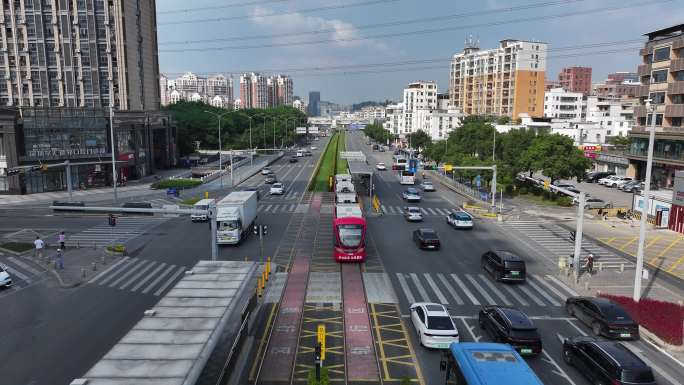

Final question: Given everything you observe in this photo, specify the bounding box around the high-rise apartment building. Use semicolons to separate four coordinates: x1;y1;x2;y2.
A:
626;24;684;188
544;88;585;121
450;39;547;118
273;75;293;106
308;91;321;116
160;72;234;107
403;81;437;132
0;0;160;110
240;73;268;108
558;66;592;95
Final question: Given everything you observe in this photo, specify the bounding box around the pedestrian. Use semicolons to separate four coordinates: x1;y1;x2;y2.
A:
34;236;45;260
585;253;595;275
58;231;66;250
56;249;64;270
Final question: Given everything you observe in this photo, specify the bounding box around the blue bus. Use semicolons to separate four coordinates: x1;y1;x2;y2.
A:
440;343;544;385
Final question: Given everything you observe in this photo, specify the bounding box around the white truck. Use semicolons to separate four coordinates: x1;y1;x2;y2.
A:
335;180;357;204
216;191;258;245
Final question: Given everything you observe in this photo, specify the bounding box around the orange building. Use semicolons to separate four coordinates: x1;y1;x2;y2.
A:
449;39;547;119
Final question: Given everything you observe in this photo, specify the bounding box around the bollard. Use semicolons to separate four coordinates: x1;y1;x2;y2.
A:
620;263;625;273
92;262;97;271
266;257;271;275
261;272;266;288
598;262;603;272
101;256;106;265
257;277;263;297
81;268;87;278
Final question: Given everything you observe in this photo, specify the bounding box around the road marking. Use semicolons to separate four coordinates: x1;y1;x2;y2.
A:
131;262;167;292
477;274;512;306
410;273;432;302
141;264;176;294
655;237;683;264
566;319;588;336
420;208;428;215
546;275;579;297
427;208;437;215
526;277;561;307
153;265;186;296
450;274;480;305
381;205;387;213
667;254;684;273
619;236;639;251
7;256;42;276
437;273;464;305
499;282;531;306
98;258;138;286
459;318;481;342
88;257;130;284
264;204;273;212
530;274;566;304
4;265;30;282
108;259;149;288
387;206;396;214
118;260;157;290
645;235;663;249
423;273;448;304
542;350;577;385
465;274;496;305
395;273;415;304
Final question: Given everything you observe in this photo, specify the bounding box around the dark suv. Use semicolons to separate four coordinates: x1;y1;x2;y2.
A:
566;297;640;340
481;250;526;282
413;228;441;250
585;171;615;183
563;337;656;385
478;306;542;356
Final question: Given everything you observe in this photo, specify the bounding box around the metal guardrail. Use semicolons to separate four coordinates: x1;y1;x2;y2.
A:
432;171;488;205
515;174;580;198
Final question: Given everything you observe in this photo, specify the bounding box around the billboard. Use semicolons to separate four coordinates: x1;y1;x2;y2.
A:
308;126;319;134
673;170;684;206
296;127;307;134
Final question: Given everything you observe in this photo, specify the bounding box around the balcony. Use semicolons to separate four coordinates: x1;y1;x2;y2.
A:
673;37;684;50
637;63;652;77
665;104;684;117
668;81;684;95
671;58;684;72
633;105;646;118
636;84;650;98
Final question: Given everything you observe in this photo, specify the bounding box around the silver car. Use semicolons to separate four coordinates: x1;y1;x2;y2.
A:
584;198;612;209
404;206;423;222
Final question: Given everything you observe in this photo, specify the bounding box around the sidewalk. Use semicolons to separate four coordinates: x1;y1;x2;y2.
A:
582;217;684;282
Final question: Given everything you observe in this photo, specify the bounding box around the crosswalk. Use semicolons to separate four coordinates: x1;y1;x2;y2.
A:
501;220;635;269
87;257;187;296
262;190;301;201
66;217;170;247
257;203;302;214
0;255;47;292
391;271;577;308
381;205;454;216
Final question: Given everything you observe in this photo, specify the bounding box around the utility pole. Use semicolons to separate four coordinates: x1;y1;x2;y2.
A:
109;105;118;202
205;110;232;189
273;119;277;149
65;160;73;201
634;99;657;301
249;116;253;167
573;192;587;281
209;202;218;261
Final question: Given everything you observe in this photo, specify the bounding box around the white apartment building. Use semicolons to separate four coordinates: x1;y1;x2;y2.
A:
585;96;635;136
383;103;404;135
544;88;585;121
293;99;306;113
404;81;438;132
161;72;234;107
415;108;463;140
450;39;547;118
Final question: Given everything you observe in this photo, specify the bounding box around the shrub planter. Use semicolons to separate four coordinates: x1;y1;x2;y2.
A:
105;244;127;256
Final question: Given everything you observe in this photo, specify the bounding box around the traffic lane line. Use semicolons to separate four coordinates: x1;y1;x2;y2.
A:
619;236;639;251
666;254;684;273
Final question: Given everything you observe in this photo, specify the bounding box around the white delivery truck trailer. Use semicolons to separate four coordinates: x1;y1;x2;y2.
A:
216;191;258;245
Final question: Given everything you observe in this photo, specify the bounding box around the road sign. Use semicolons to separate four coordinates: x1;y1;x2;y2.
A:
317;324;326;361
444;164;453;172
543;180;550;190
296;127;307;134
476;175;481;188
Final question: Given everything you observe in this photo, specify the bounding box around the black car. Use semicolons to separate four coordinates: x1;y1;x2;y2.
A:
585;171;615;183
481;250;526;282
289;156;298;163
264;175;277;184
478;306;542;356
565;297;640;340
563;337;656;385
412;228;441;250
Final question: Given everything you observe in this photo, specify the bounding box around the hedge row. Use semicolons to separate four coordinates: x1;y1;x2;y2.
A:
599;293;683;345
150;178;203;189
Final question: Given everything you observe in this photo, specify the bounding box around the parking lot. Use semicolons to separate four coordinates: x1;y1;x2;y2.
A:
552;178;637;208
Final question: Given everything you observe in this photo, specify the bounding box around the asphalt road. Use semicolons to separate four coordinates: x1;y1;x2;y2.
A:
347;131;684;385
0;140;326;385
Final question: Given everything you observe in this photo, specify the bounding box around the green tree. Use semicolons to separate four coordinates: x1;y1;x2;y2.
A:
407;130;432;151
522;134;591;183
363;123;393;144
607;135;631;147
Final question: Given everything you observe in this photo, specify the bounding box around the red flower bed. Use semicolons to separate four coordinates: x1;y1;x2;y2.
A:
599;294;683;346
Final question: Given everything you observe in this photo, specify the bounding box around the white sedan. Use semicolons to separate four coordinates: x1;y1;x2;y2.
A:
446;211;473;229
420;181;435;192
0;265;13;288
404;206;423;222
310;146;317;150
410;303;460;349
376;162;387;171
269;183;285;195
261;167;273;175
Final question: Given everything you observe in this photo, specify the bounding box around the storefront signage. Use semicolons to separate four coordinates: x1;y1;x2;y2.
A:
584;151;598;159
672;170;684;206
581;145;602;152
596;154;629;166
27;146;107;159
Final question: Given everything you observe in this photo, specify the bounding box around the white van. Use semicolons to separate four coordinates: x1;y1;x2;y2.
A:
296;151;304;157
191;198;215;221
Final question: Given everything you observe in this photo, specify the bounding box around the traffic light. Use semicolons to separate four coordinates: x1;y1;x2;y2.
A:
41;164;49;171
108;214;117;227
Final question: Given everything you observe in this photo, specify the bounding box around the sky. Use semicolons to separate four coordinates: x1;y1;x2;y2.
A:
156;0;684;105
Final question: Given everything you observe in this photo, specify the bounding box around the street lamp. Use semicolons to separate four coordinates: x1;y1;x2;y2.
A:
109;105;118;202
246;115;254;167
204;110;232;189
633;98;657;302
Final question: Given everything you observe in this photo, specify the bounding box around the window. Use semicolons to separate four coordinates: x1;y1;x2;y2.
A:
672;117;682;127
647;113;664;126
650;92;666;104
676;71;684;81
652;69;668;83
653;46;671;62
415;307;425;323
673;95;684;104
